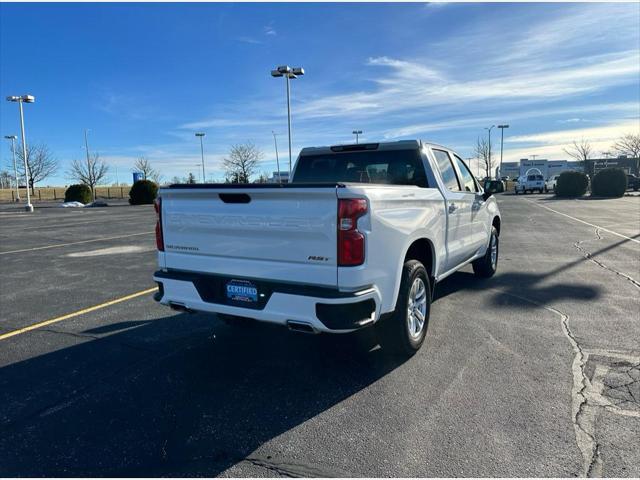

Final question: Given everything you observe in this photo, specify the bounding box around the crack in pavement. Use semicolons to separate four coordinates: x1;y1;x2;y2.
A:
574;228;640;290
494;290;601;477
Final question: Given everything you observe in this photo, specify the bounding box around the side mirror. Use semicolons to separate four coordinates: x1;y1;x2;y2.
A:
482;190;493;201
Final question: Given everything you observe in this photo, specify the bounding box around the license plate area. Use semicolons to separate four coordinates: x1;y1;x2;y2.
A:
225;279;258;304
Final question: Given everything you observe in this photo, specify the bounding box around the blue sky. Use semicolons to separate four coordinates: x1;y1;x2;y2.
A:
1;2;639;185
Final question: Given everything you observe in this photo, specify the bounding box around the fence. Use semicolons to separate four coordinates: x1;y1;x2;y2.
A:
0;186;132;203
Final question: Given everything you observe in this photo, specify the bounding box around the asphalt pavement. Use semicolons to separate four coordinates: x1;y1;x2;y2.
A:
0;194;638;477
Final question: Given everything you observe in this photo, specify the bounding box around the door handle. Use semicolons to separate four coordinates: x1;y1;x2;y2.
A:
448;203;458;213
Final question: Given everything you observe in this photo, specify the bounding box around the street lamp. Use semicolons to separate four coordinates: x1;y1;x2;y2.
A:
272;131;281;184
6;95;35;212
352;130;362;144
484;125;495;179
4;135;20;202
497;124;509;179
195;132;206;182
271;65;304;176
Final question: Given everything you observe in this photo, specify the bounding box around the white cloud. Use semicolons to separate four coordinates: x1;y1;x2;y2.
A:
507;120;640;145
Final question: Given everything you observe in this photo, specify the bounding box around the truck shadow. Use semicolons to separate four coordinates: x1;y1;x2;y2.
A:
0;312;398;477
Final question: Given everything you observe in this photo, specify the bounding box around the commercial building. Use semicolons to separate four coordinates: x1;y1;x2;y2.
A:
584;157;639;176
499;159;582;180
268;171;290;183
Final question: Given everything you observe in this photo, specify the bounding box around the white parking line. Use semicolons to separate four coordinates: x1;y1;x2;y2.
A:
0;231;154;256
523;198;640;244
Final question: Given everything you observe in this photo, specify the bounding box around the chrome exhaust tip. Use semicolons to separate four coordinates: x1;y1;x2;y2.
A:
286;320;317;334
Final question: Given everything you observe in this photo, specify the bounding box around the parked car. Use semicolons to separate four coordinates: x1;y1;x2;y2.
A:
627;174;640;191
545;174;560;193
484;179;505;193
152;140;502;356
515;174;545;194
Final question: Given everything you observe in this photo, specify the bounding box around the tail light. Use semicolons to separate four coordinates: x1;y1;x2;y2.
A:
154;198;164;251
338;198;367;266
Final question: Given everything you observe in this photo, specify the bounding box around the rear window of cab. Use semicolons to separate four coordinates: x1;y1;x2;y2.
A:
293;149;428;187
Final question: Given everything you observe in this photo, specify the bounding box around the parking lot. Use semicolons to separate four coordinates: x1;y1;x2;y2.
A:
0;193;638;477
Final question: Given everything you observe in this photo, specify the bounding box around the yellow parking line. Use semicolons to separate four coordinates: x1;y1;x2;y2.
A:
0;287;158;341
0;231;154;256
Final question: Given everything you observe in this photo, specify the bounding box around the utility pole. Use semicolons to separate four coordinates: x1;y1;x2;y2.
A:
271;65;304;176
497;124;509;179
195;133;206;182
352;130;362;144
4;135;19;201
272;131;281;184
7;95;36;212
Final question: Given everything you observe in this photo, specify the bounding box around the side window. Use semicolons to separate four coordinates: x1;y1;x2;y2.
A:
453;155;478;193
432;149;461;191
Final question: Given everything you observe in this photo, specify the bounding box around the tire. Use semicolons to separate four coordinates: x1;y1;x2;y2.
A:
472;227;499;278
544;187;548;193
378;260;431;357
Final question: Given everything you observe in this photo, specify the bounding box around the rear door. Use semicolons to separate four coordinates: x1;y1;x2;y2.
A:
160;186;339;287
431;148;474;270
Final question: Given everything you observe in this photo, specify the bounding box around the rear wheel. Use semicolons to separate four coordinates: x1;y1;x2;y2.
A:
378;260;431;357
472;227;499;278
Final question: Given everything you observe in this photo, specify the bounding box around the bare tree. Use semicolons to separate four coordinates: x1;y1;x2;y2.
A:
563;139;593;169
474;136;492;179
170;176;183;185
0;170;14;189
133;156;162;182
613;133;640;171
67;153;109;199
223;142;263;184
14;143;59;193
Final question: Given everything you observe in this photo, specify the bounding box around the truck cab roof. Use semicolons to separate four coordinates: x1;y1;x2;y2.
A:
300;139;443;156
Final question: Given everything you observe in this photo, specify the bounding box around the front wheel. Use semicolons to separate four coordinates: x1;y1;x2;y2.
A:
472;227;499;278
378;260;431;357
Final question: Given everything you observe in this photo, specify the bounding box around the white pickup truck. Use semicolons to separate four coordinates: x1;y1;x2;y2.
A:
153;140;501;355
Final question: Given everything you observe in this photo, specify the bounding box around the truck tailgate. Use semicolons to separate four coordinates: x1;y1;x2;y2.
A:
160;186;339;287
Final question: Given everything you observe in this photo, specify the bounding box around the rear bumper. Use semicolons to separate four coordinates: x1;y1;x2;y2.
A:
153;269;381;333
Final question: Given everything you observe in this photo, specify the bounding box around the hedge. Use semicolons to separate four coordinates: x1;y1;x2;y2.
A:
129;179;158;205
591;168;627;198
555;171;588;198
64;184;92;203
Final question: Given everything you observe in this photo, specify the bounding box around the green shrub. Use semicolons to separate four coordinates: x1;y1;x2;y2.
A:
591;168;627;198
64;184;92;203
129;179;158;205
555;171;588;197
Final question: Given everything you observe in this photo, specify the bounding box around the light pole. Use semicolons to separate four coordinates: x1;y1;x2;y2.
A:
84;129;96;199
195;132;206;182
484;125;495;179
6;95;35;212
497;124;509;179
352;130;362;144
272;131;281;184
4;135;20;201
271;65;304;176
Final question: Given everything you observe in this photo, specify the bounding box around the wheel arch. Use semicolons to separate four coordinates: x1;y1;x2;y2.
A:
388;237;437;313
492;215;501;236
